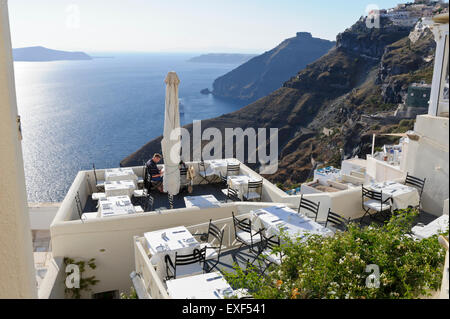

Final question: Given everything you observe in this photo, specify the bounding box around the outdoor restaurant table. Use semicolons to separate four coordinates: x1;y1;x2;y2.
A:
184;195;221;209
206;158;240;176
166;271;234;299
227;175;261;200
250;205;334;239
144;226;200;279
97;195;136;218
104;180;136;197
367;181;420;210
412;214;449;239
104;167;138;182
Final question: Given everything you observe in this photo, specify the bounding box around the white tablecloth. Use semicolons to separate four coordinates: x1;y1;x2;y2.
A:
144;226;200;279
104;167;138;182
184;195;221;209
206;158;240;176
412;215;449;239
104;180;136;197
250;205;334;240
97;195;136;218
228;175;261;200
368;181;420;210
166;271;234;299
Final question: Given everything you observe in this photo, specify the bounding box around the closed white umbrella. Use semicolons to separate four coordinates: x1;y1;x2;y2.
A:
161;72;181;201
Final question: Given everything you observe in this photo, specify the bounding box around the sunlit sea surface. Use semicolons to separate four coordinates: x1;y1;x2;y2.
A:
14;53;243;203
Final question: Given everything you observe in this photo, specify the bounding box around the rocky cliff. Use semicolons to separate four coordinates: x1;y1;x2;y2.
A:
211;32;335;103
121;17;435;188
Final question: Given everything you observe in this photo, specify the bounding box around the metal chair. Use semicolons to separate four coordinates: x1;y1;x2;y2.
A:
179;166;190;191
92;163;105;191
243;180;263;202
254;233;282;276
220;163;240;185
133;188;152;209
144;195;154;212
232;212;263;253
198;160;216;185
361;186;392;225
324;208;350;232
405;172;426;209
221;186;241;203
165;246;207;280
297;194;320;221
200;219;225;272
146;171;162;192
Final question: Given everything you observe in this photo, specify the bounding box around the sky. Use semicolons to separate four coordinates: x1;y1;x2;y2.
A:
6;0;442;53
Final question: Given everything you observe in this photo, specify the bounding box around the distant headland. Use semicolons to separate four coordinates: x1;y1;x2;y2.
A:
13;46;93;62
187;53;258;64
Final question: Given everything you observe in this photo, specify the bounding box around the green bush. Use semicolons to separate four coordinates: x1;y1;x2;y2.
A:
120;287;138;299
224;209;447;299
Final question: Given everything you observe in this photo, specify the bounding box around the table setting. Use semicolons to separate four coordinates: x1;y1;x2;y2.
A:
368;181;420;210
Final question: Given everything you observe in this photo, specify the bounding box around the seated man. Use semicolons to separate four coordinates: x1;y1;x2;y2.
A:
146;153;164;192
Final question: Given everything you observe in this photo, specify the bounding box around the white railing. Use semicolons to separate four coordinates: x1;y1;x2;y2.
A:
133;236;169;299
132;214;252;299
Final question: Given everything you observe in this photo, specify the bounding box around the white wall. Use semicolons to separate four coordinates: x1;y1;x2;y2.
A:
405;115;449;216
366;156;406;183
0;0;37;298
29;204;59;230
50;203;247;297
48;161;370;298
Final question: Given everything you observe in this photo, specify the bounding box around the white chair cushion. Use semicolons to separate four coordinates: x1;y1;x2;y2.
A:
92;193;106;201
236;230;261;245
244;192;261;200
200;243;219;260
364;199;391;212
133;189;146;197
172;263;204;279
261;249;282;265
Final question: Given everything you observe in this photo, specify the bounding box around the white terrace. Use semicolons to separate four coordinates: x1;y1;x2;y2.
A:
39;154;447;299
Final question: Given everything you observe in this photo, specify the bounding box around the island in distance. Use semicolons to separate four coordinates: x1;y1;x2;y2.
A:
13;46;93;62
188;53;258;64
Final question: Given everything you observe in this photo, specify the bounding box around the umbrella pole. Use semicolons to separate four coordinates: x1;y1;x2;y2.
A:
168;194;174;209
